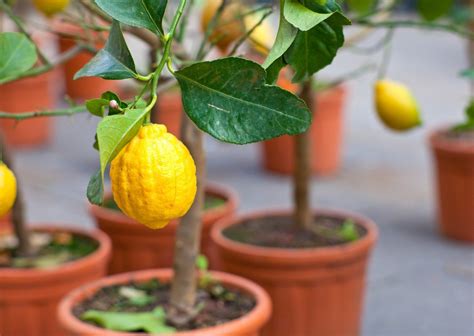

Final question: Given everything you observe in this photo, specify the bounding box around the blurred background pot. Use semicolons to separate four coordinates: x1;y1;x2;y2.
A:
211;209;377;336
0;226;111;336
0;73;54;148
261;85;347;176
90;183;238;274
58;269;272;336
153;89;183;137
429;128;474;243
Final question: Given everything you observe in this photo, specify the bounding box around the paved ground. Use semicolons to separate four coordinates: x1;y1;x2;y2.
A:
9;26;474;335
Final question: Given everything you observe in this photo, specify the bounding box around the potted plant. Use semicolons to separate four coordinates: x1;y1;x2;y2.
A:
429;98;474;243
90;183;238;274
0;3;112;335
211;0;471;335
2;0;304;333
0;3;55;148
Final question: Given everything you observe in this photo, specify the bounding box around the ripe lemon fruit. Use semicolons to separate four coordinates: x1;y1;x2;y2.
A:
374;80;422;131
0;163;17;217
110;124;197;229
33;0;70;17
201;0;247;52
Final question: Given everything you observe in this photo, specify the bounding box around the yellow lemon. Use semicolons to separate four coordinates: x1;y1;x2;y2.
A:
0;163;17;217
374;80;422;131
201;0;247;52
244;14;274;55
110;124;197;229
33;0;70;17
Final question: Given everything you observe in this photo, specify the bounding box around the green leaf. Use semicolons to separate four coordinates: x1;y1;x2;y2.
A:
82;307;176;334
285;14;345;82
86;99;109;117
466;100;474;120
262;1;298;69
417;0;453;21
175;57;311;144
75;21;137;80
0;32;37;80
101;91;128;115
196;254;209;271
284;0;350;31
96;0;167;35
97;108;148;183
461;68;474;79
339;219;359;242
265;56;287;85
87;169;104;205
347;0;378;15
119;287;154;307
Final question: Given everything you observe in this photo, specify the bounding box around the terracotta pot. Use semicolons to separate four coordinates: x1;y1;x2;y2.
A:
429;129;474;243
154;90;183;137
90;183;238;274
56;23;120;101
0;213;10;233
0;73;54;147
0;225;111;336
211;209;378;336
58;269;272;336
262;85;347;176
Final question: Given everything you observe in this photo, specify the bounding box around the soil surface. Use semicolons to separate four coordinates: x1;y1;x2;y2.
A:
223;215;367;248
103;194;226;212
0;231;98;269
444;128;474;142
74;278;255;332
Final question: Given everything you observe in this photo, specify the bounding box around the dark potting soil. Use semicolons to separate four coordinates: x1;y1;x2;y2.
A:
103;194;226;212
445;128;474;142
73;278;256;332
0;231;98;269
223;215;367;248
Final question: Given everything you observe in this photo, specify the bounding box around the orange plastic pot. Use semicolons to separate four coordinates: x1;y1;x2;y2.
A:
0;72;54;147
211;209;378;336
429;129;474;243
154;90;183;137
58;269;272;336
262;85;347;176
56;23;119;101
90;184;238;274
0;225;111;336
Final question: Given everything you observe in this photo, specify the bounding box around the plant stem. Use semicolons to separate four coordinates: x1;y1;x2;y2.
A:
0;106;86;120
293;80;313;230
355;18;474;38
170;115;206;315
0;134;32;256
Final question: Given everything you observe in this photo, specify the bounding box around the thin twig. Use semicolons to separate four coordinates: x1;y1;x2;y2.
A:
228;9;272;56
0;106;86;120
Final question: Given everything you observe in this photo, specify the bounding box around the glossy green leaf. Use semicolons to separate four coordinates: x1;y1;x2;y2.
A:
96;0;167;35
75;21;137;80
101;91;128;115
175;57;311;144
87;170;104;205
0;32;37;80
86;99;109;117
82;307;175;334
262;1;297;69
417;0;453;21
347;0;378;15
284;0;350;31
97;108;148;182
285;14;345;82
265;56;287;85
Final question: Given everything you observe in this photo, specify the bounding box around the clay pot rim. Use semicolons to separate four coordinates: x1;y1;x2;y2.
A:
0;225;111;280
429;127;474;155
58;269;272;336
211;208;378;264
88;182;239;229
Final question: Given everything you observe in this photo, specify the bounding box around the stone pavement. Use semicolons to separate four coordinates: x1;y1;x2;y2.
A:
10;28;474;336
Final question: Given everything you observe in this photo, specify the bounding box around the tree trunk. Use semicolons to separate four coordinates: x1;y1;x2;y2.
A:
293;80;314;230
170;114;206;315
0;134;32;256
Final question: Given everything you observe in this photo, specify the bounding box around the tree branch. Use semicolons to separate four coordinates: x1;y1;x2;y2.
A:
0;106;86;120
